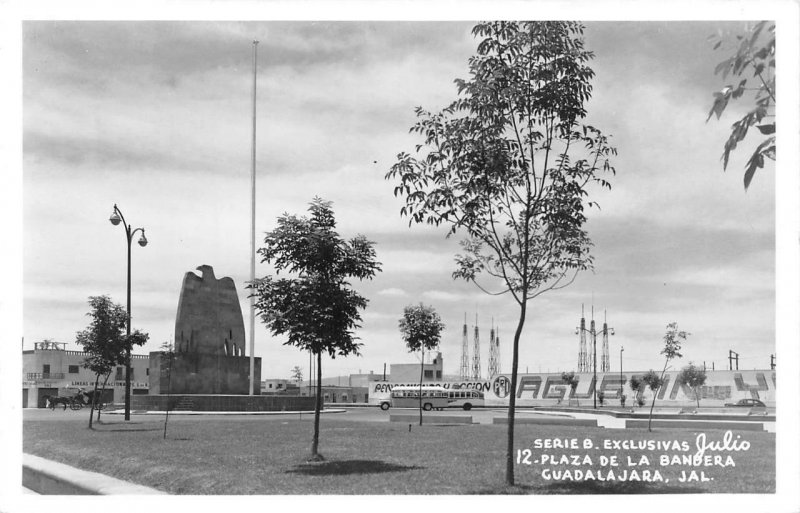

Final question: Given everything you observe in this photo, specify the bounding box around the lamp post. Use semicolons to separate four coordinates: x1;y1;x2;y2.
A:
592;328;596;408
109;204;148;421
620;346;624;400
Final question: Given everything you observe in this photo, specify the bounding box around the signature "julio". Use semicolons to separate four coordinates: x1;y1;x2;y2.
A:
694;430;751;459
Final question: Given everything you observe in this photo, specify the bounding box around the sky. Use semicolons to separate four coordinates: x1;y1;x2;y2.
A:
18;19;780;381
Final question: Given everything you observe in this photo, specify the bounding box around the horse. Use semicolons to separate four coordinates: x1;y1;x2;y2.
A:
44;395;70;411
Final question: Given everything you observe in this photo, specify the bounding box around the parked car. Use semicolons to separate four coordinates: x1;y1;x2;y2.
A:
724;398;766;407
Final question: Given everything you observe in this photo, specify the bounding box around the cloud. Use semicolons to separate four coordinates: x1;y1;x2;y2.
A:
19;21;777;380
377;287;407;297
422;290;470;303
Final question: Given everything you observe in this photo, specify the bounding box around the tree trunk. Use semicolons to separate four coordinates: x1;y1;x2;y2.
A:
88;374;100;429
647;360;670;432
505;300;527;486
164;352;173;440
97;373;110;422
310;351;323;461
419;346;424;426
695;389;700;408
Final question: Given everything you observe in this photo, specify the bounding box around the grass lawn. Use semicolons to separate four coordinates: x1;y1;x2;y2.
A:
23;413;775;494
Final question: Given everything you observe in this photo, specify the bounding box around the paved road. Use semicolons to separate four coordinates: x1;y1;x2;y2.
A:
23;405;522;425
23;405;775;432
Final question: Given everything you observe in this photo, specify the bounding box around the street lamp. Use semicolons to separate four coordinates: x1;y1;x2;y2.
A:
620;346;624;401
109;204;147;421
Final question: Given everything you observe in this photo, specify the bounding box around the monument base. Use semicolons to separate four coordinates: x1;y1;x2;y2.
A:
130;394;315;412
149;352;261;395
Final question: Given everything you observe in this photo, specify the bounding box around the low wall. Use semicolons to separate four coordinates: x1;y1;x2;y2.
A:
131;394;315;412
493;416;598;427
625;419;765;431
389;414;473;424
370;370;777;408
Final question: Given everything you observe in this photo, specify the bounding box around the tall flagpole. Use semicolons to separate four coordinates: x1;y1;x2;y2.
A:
249;40;258;395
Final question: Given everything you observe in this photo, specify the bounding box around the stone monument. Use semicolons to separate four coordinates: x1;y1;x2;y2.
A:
149;265;261;395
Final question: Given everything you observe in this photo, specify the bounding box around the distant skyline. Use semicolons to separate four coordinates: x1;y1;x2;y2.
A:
20;20;778;380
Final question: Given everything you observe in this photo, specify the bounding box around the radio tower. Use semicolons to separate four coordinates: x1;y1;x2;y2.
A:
459;313;470;380
577;305;588;372
471;314;481;380
488;321;501;378
589;307;596;374
601;310;613;372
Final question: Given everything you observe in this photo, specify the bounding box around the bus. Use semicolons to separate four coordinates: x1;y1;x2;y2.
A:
447;389;484;410
379;385;484;411
381;385;449;411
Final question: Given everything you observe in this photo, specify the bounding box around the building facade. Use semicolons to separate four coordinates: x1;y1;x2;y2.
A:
22;341;150;408
389;352;444;382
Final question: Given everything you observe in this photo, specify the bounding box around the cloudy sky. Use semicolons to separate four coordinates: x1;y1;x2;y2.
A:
20;19;779;380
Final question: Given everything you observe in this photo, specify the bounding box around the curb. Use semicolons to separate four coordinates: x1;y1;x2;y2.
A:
103;408;348;416
23;453;167;495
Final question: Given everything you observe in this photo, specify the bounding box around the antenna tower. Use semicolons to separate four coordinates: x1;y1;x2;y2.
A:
488;321;501;378
578;305;588;372
460;313;470;380
471;314;481;380
601;310;612;372
589;306;596;374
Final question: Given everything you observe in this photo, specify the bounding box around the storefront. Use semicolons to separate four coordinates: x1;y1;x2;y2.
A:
22;341;150;408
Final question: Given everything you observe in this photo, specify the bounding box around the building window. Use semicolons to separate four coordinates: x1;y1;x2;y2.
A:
424;370;433;379
115;367;123;381
268;384;273;388
43;364;50;374
146;368;149;376
435;370;442;379
68;365;79;374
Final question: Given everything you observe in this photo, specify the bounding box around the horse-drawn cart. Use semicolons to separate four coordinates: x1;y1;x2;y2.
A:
44;388;108;411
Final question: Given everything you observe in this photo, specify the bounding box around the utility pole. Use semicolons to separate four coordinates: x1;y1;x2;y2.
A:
248;39;259;396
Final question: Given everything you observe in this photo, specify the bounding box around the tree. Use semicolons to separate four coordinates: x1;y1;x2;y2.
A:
290;366;304;385
398;303;445;426
160;341;175;439
385;21;616;486
75;295;148;428
628;375;646;407
560;371;579;405
707;21;775;190
677;362;708;408
641;369;663;424
645;322;687;431
249;197;381;461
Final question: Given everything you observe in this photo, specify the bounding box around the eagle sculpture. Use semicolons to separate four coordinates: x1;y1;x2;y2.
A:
174;264;246;357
